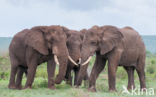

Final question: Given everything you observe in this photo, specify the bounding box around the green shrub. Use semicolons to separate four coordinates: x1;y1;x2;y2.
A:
0;71;9;80
151;60;156;65
147;65;155;74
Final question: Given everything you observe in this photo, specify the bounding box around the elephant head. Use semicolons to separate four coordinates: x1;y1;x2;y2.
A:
80;25;124;65
76;25;124;85
66;30;84;66
25;25;70;84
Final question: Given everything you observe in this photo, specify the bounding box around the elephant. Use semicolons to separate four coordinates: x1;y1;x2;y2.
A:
8;25;71;89
65;30;89;86
79;25;146;92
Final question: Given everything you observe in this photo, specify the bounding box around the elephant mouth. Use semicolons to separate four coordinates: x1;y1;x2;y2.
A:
68;56;81;66
54;54;80;66
81;56;92;66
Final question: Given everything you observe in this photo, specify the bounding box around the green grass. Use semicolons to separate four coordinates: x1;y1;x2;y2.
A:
0;75;155;97
0;52;156;97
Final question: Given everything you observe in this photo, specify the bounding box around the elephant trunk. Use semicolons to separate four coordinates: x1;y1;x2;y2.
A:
76;63;89;86
80;45;92;66
68;56;79;66
55;55;68;84
81;56;92;66
74;35;95;86
68;49;81;66
75;45;90;86
53;44;69;84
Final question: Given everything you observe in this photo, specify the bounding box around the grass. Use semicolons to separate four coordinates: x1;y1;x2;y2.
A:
0;52;156;97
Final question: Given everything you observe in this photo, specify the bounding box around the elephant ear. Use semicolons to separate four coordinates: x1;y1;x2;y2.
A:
100;26;123;55
62;26;71;38
80;29;87;40
25;26;49;55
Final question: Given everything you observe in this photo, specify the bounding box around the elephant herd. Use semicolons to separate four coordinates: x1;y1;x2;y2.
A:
8;25;146;92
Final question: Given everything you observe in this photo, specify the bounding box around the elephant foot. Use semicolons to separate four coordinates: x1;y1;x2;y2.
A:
55;77;62;84
48;86;56;90
127;85;135;90
8;84;17;89
109;89;117;92
141;88;147;92
88;87;96;92
16;85;22;90
23;86;32;90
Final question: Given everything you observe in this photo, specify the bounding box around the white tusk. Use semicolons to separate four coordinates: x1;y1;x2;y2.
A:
78;58;81;64
81;56;92;66
54;55;60;65
68;56;79;66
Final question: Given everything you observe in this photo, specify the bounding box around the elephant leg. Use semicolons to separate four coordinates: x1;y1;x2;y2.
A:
47;59;56;89
15;67;25;89
136;56;146;90
83;71;89;87
88;54;106;92
8;65;18;89
65;65;72;86
8;56;19;89
84;71;89;80
75;64;89;87
24;65;37;89
108;62;118;91
74;68;79;86
124;66;135;90
108;51;122;92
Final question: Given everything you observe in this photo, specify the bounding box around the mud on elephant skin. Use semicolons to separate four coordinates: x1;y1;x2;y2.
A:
8;25;71;90
65;30;89;86
80;25;146;92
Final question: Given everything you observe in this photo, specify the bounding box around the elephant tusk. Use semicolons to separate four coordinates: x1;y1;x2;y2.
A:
78;58;81;64
68;56;79;66
81;56;92;66
54;55;60;65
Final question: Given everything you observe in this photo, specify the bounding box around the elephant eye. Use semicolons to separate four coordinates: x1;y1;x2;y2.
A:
66;42;70;47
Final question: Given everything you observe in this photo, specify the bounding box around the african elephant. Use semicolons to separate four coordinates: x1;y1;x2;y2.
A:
8;25;71;89
80;25;146;92
65;30;89;86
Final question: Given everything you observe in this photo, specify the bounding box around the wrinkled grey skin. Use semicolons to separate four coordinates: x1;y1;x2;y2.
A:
65;30;89;86
8;25;70;90
79;25;146;92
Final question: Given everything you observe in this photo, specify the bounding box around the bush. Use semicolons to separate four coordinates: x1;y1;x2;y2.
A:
151;60;156;65
147;64;155;74
147;66;155;74
0;71;9;80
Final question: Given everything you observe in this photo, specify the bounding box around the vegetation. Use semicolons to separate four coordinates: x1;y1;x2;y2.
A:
0;51;156;97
